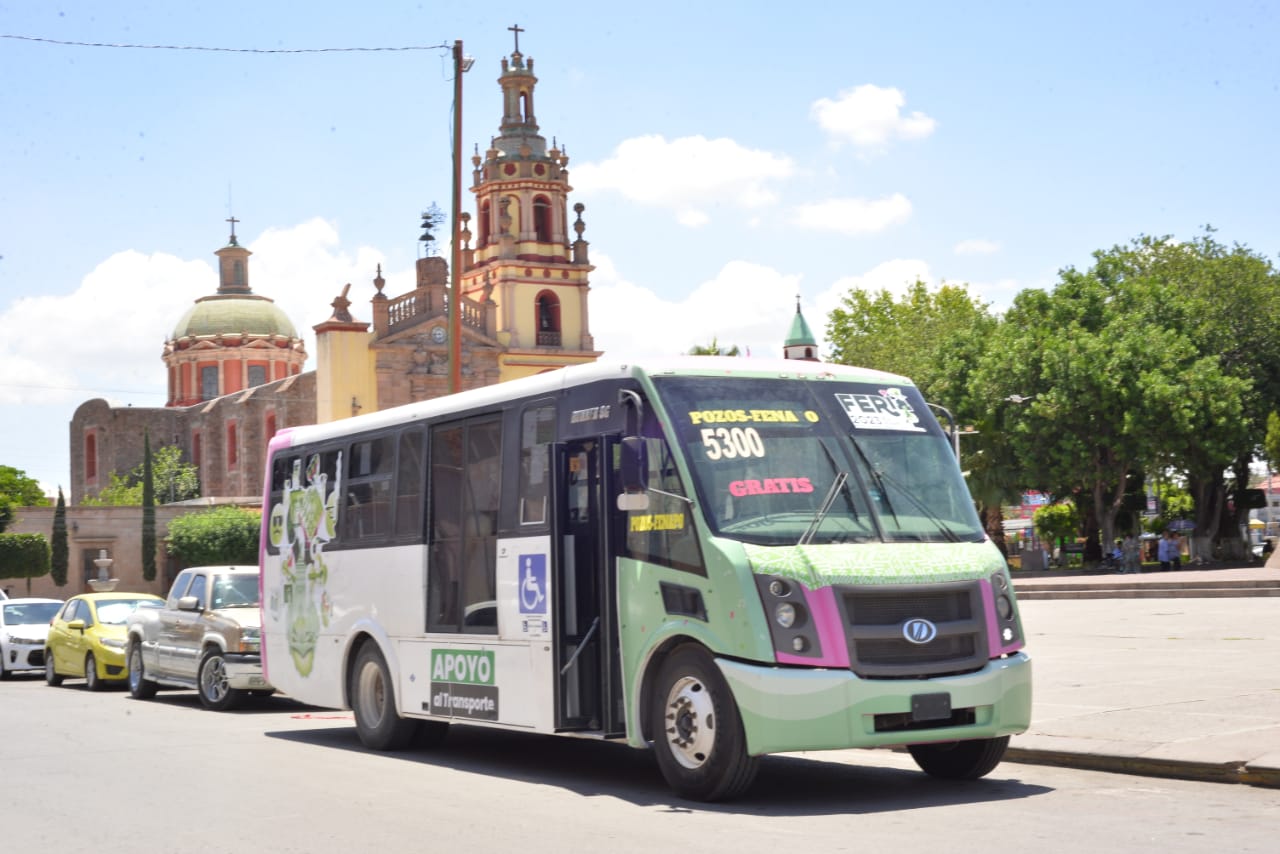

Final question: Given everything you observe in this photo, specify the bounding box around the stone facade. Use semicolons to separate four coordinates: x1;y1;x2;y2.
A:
3;501;257;600
70;371;316;505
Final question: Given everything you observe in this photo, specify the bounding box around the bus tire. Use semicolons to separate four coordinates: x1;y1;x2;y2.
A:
351;643;418;750
908;736;1010;780
650;644;758;802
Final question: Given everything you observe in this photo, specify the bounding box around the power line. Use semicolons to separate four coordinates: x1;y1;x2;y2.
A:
1;34;450;54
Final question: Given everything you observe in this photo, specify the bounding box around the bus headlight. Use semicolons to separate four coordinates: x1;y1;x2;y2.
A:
754;574;822;660
775;602;797;629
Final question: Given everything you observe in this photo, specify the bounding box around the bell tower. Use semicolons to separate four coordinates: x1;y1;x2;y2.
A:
458;26;600;380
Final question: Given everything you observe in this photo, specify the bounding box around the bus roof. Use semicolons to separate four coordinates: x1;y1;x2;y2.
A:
278;357;914;448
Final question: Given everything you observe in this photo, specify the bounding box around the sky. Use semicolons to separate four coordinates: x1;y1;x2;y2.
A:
2;1;1278;496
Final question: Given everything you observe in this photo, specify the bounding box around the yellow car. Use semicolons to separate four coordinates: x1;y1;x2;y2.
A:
46;593;164;690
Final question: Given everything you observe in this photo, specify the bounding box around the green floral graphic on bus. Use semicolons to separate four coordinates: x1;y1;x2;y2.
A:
269;452;340;677
742;540;1005;587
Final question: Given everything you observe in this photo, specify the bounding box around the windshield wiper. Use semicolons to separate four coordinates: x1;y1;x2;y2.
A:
846;431;900;528
799;471;847;546
847;431;961;543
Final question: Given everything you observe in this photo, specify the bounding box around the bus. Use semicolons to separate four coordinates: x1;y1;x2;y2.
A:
260;357;1031;801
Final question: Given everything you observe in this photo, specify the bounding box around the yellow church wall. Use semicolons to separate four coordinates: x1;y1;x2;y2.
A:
315;328;376;423
506;279;586;348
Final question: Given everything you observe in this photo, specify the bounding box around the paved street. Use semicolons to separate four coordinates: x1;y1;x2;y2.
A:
1004;566;1280;787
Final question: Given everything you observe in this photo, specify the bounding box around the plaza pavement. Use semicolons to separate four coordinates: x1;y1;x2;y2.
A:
1006;563;1280;788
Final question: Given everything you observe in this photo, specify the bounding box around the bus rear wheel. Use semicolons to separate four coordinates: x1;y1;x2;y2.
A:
908;736;1010;780
350;643;419;750
650;644;758;802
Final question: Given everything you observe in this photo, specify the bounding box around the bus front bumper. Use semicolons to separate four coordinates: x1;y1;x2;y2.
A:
716;652;1032;757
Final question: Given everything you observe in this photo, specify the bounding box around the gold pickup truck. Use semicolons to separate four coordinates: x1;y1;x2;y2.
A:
125;565;272;710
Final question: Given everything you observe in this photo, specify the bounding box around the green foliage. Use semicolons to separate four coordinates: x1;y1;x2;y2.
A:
1265;412;1280;471
142;433;157;582
0;465;50;531
0;533;52;595
165;506;262;566
1033;502;1079;546
687;337;741;356
84;445;200;506
51;488;69;587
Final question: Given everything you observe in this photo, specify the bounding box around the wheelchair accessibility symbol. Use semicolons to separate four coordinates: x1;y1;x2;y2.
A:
518;554;547;615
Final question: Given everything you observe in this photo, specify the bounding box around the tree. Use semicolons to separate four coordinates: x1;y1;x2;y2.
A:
687;337;741;356
51;488;69;587
0;533;51;596
84;445;200;506
0;465;50;532
1032;502;1078;556
165;506;262;566
142;433;157;582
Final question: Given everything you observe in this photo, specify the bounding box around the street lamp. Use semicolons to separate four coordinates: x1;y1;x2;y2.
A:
449;39;474;394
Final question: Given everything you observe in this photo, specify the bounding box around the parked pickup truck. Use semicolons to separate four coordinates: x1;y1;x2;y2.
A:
126;565;272;710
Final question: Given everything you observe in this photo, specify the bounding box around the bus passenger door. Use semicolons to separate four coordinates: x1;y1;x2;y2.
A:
554;439;623;734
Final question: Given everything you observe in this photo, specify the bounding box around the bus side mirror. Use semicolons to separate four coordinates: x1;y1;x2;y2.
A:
617;436;650;512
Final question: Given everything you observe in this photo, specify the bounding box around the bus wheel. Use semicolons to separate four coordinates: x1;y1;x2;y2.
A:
351;643;418;750
650;644;758;802
908;736;1010;780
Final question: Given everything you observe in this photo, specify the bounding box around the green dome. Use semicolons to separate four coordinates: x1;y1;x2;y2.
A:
171;294;297;340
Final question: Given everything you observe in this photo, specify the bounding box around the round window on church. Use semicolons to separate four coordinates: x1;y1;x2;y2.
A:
431;326;446;343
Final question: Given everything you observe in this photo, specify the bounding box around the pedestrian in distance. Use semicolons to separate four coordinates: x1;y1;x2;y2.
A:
1158;529;1180;571
1122;533;1141;574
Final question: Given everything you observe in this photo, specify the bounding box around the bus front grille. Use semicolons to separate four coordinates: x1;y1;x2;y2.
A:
835;582;988;679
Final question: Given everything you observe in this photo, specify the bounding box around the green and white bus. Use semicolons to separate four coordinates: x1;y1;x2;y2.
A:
260;357;1031;801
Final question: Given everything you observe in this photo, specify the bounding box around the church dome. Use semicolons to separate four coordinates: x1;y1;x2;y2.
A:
170;294;297;341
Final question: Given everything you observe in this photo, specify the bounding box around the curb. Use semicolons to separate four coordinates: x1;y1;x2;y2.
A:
1005;747;1280;789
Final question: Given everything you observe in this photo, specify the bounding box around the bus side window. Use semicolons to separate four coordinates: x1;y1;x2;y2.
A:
428;416;501;634
519;405;555;525
394;429;425;538
623;434;705;576
345;436;394;541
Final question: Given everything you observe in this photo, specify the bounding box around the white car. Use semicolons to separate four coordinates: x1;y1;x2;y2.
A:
1;598;65;679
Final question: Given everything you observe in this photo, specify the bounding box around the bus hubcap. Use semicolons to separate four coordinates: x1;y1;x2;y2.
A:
664;675;715;769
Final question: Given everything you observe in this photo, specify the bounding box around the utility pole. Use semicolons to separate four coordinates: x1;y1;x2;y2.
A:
449;39;466;394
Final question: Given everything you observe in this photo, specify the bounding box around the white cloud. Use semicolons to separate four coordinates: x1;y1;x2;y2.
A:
810;84;937;150
954;238;1002;255
791;194;913;235
572;134;795;225
813;259;936;317
589;253;805;360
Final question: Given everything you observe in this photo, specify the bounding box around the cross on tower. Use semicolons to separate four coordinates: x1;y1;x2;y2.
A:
508;23;524;53
226;216;239;240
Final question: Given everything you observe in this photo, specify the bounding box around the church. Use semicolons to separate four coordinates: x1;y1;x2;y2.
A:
69;34;601;507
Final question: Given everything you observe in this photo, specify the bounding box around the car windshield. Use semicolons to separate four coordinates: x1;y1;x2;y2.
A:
653;375;984;546
3;602;62;625
212;574;261;608
94;599;157;626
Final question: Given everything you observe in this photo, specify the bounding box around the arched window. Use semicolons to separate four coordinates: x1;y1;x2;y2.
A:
533;196;552;242
478;200;491;246
85;432;97;481
535;291;561;347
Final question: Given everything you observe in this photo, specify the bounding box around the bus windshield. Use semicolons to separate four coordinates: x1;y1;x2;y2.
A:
652;375;984;546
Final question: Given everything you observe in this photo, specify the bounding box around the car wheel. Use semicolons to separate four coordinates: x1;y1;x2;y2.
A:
350;643;419;750
128;642;158;700
45;650;63;686
908;736;1010;780
649;644;758;802
84;652;102;691
0;657;9;680
198;648;243;711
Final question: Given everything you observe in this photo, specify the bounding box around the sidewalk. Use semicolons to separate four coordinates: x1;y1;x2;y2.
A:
1007;563;1280;788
